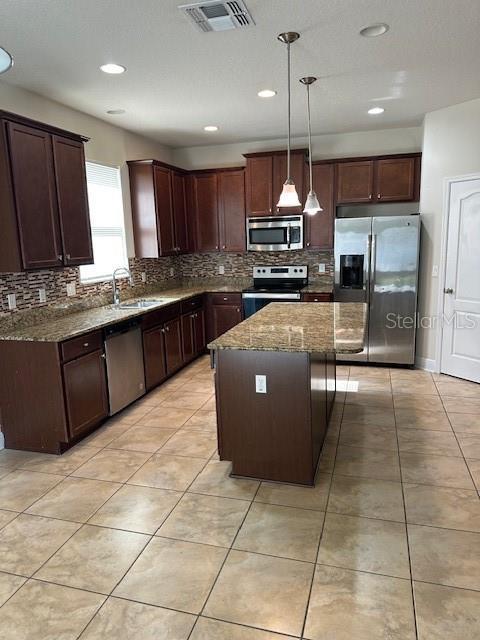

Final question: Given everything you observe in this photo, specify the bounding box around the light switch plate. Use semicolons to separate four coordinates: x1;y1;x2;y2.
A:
318;263;326;274
38;288;46;303
141;272;147;283
66;282;76;297
7;294;16;310
169;267;175;277
218;265;225;275
255;374;267;394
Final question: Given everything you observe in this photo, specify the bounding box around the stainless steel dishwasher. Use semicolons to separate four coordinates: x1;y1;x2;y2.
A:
104;319;146;415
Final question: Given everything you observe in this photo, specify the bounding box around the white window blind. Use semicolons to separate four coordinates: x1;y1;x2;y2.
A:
80;162;128;283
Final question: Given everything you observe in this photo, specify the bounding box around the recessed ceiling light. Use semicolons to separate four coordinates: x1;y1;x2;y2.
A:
258;89;277;98
368;107;385;115
106;109;126;115
204;125;219;132
360;23;389;37
100;63;126;74
0;47;13;74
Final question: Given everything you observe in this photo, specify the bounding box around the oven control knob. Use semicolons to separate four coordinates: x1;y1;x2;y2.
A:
294;269;298;273
262;269;266;273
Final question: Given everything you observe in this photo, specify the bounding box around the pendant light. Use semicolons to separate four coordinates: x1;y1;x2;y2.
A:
277;32;301;208
300;76;322;215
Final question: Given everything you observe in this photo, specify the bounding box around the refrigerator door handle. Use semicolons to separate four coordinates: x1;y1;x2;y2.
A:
369;234;377;303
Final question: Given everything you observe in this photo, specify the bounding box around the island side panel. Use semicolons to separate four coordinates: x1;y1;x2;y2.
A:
215;349;314;485
310;353;328;470
326;351;336;421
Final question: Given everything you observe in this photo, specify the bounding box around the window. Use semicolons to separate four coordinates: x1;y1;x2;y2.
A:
80;162;128;283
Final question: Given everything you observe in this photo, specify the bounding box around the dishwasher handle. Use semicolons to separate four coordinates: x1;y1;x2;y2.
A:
104;319;141;339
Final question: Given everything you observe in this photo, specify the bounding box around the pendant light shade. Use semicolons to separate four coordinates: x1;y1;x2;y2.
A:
300;76;322;215
277;32;300;208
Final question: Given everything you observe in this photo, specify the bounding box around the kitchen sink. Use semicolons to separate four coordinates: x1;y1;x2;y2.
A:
117;299;168;309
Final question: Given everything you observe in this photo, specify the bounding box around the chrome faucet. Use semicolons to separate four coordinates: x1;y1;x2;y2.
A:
112;267;133;306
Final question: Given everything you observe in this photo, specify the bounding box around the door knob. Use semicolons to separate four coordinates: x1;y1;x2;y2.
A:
444;288;454;294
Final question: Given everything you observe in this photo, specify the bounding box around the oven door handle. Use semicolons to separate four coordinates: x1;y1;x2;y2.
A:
242;292;301;300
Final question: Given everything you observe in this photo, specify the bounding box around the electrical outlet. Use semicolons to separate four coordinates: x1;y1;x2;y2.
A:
7;294;16;310
141;272;147;283
432;265;439;277
38;288;46;303
169;267;175;277
318;263;326;274
255;374;267;394
218;265;225;275
66;282;76;297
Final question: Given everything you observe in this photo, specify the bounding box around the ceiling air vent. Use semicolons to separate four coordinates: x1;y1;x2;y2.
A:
179;0;255;32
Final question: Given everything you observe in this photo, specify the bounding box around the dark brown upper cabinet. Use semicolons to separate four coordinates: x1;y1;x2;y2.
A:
335;154;420;205
244;149;306;216
0;112;92;272
375;157;417;202
172;171;189;253
336;160;375;204
305;163;335;250
217;169;246;252
52;136;93;266
192;168;246;253
128;160;189;258
245;155;273;216
193;172;219;252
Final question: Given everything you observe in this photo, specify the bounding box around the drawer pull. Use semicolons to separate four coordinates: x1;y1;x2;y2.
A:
223;297;228;301
83;342;89;347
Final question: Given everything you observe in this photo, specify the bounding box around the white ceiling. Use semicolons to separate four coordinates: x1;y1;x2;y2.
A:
1;0;480;147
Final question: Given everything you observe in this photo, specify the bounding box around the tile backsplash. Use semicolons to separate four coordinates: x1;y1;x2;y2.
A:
179;250;333;280
0;250;333;320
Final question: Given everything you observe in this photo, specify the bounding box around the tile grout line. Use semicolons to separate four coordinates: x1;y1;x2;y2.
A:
392;369;420;640
432;376;480;498
188;478;263;639
299;363;348;639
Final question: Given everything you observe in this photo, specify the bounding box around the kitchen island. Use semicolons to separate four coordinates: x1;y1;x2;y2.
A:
208;302;366;485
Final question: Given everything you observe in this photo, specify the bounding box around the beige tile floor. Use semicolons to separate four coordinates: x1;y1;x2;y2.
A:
0;357;478;638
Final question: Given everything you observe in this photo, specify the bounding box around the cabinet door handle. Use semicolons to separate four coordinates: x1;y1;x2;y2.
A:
83;342;89;347
215;245;219;250
306;242;310;247
57;254;63;261
66;253;71;260
223;297;228;301
161;328;165;333
369;194;372;200
222;245;226;249
100;353;106;360
377;193;381;199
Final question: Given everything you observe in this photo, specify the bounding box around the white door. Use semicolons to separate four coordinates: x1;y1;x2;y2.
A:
441;177;480;382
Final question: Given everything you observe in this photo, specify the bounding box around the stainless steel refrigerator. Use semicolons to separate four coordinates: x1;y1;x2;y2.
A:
334;215;420;365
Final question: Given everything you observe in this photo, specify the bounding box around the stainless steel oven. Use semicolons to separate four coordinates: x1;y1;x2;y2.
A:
242;265;308;318
247;215;303;251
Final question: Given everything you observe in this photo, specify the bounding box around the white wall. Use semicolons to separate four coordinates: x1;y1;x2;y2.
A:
172;126;423;170
418;97;480;366
0;81;173;256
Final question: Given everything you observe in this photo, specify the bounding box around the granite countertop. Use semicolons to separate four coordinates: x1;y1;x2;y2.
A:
0;283;246;343
302;282;334;294
208;302;366;354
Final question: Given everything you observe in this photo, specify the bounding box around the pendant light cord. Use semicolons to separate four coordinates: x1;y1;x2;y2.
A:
307;83;313;190
287;40;291;181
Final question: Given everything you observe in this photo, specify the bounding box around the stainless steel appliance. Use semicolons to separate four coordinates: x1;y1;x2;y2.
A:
104;319;146;415
334;214;420;365
247;215;303;251
242;265;308;318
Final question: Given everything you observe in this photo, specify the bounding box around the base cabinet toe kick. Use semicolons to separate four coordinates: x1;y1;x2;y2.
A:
214;349;336;486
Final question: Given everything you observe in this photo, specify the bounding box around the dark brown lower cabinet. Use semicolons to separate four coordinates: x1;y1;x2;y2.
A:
181;313;195;364
164;317;183;375
193;309;206;356
182;308;206;364
212;305;242;340
62;349;108;438
143;326;168;390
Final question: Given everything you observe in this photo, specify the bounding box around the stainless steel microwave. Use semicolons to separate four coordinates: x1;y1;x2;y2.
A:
246;215;303;251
